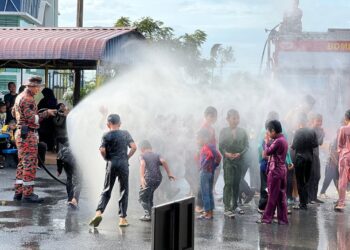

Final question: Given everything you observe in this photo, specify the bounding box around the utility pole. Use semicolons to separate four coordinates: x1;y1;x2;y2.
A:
76;0;83;27
73;0;83;106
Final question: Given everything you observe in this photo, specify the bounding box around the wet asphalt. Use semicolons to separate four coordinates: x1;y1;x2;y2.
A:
0;166;350;250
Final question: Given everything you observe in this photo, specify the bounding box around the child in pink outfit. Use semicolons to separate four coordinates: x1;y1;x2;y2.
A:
335;110;350;211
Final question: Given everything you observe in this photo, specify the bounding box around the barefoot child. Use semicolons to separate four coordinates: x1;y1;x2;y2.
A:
138;140;175;221
89;114;137;228
57;142;80;209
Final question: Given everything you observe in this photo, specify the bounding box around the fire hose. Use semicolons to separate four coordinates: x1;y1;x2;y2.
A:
37;108;67;186
38;156;67;186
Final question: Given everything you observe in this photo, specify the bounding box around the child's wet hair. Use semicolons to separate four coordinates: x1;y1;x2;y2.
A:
204;106;217;117
140;140;152;150
266;120;282;134
227;109;239;119
8;120;16;125
345;109;350;121
107;114;121;124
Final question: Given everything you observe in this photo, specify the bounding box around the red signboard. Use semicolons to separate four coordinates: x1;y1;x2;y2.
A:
276;40;350;52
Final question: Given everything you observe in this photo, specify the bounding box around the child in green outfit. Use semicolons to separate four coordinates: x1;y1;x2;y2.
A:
219;109;249;218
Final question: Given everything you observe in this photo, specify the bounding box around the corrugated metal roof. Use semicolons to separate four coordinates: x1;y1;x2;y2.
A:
0;27;143;61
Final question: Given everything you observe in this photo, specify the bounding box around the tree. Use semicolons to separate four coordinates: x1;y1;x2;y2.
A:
133;17;174;41
114;16;131;27
113;16;233;84
210;44;235;83
115;16;174;41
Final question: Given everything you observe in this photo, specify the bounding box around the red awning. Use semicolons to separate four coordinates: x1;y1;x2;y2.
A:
0;27;143;67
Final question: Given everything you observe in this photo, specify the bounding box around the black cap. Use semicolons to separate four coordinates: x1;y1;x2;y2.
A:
107;114;121;124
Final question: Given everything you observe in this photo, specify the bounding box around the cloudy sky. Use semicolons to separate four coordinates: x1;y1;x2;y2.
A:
59;0;350;73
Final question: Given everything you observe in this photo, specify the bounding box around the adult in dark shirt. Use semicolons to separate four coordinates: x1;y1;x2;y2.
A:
291;113;318;210
4;82;17;124
89;114;136;228
53;103;69;152
38;88;57;151
308;113;325;204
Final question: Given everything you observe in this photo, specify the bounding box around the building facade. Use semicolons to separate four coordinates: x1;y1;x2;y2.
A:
0;0;58;94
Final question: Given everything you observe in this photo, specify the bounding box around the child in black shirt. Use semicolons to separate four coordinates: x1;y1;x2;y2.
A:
89;114;136;228
291;113;318;209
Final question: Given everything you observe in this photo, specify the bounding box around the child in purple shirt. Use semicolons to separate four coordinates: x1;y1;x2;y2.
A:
257;120;289;225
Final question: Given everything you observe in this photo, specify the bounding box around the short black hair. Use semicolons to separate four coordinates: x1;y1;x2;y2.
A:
0;102;5;107
8;82;15;88
8;119;16;125
345;109;350;121
266;120;282;134
227;109;239;119
140;140;152;150
18;85;26;94
107;114;121;124
204;106;217;117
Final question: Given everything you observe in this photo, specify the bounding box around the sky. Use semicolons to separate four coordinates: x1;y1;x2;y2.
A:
58;0;350;74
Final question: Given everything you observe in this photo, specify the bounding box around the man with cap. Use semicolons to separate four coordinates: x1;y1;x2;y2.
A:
12;76;57;203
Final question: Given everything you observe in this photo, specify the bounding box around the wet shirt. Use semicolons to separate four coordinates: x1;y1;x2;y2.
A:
100;130;134;165
338;125;350;159
265;134;289;175
219;127;249;161
140;151;162;183
291;127;318;161
313;127;325;156
200;144;222;173
200;121;216;146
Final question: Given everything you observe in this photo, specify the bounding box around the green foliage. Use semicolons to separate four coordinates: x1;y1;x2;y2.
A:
114;16;234;84
133;17;174;41
209;44;235;82
80;80;97;98
63;80;97;106
114;16;131;27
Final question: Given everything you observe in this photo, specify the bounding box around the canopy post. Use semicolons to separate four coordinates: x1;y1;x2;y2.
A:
73;69;81;106
45;67;49;88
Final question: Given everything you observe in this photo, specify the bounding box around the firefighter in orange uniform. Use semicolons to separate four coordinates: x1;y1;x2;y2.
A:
13;76;57;203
